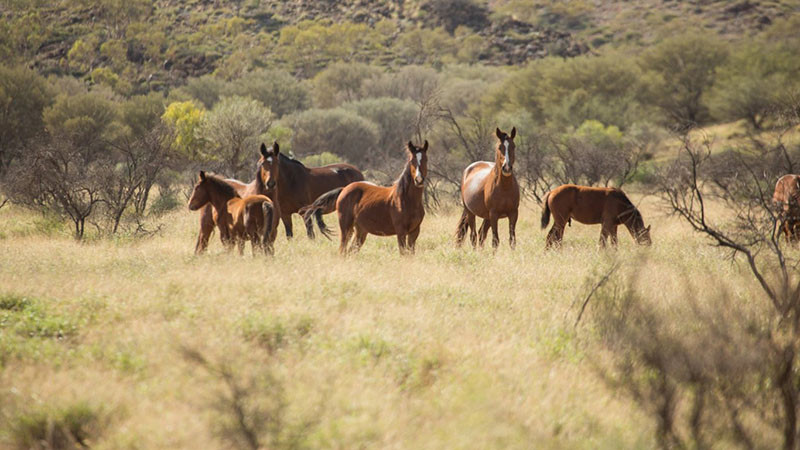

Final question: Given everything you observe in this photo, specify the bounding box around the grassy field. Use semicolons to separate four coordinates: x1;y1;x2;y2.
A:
0;194;765;449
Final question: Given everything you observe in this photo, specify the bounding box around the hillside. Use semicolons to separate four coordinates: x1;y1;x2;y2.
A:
2;0;797;93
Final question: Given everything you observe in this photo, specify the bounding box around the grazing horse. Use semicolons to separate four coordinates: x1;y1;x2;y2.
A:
255;142;283;250
456;127;520;249
541;184;652;248
274;151;364;239
773;174;800;242
303;141;429;255
226;195;275;256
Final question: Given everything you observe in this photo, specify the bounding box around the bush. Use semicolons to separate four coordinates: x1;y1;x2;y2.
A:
8;401;107;449
227;69;311;118
0;65;53;173
287;108;379;164
343;97;419;159
312;62;380;108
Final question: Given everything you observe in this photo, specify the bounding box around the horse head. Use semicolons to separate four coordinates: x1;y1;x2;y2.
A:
259;142;280;191
188;170;210;210
407;140;429;187
495;127;516;176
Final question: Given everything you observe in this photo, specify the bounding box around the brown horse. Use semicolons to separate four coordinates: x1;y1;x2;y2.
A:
274;150;364;239
303;141;428;255
226;194;275;256
188;171;241;250
456;127;520;249
773;174;800;241
541;184;652;248
255;142;283;249
194;143;284;253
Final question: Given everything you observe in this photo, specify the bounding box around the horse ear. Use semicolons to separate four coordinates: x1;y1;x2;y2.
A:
646;225;651;232
407;141;415;153
272;141;279;155
510;127;516;139
260;143;268;157
495;127;503;140
422;140;429;152
199;170;206;181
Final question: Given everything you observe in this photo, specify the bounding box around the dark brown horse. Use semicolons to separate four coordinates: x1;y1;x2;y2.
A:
456;127;519;249
773;174;800;241
303;141;428;255
226;194;275;256
255;142;283;249
274;151;364;239
541;184;651;248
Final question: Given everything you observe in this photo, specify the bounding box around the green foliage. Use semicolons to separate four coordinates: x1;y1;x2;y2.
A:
494;0;590;29
363;65;441;103
67;36;100;73
120;92;166;138
200;96;273;176
161;101;206;160
394;27;457;66
300;152;343;167
343;97;419;156
287;108;379;163
7;401;107;449
43;91;121;152
180;75;229;109
639;31;728;129
0;65;53;170
313;62;380;108
277;20;384;76
228;69;311;117
707;39;800;129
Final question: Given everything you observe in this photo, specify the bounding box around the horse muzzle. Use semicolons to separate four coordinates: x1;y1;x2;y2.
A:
414;176;425;187
502;165;513;176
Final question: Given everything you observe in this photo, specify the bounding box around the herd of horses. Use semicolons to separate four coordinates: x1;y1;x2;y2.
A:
187;127;653;255
187;127;800;256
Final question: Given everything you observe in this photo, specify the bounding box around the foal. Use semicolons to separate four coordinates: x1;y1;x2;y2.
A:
226;195;275;256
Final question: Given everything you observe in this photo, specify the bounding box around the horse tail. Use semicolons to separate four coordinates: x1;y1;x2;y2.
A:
262;201;274;255
302;187;344;240
541;191;552;229
455;207;470;246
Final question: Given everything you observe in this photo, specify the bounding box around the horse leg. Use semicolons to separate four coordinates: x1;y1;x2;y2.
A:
508;210;518;250
468;213;477;248
407;226;421;255
338;212;354;256
610;225;619;247
489;211;500;249
396;233;408;255
478;219;490;247
351;227;368;253
282;214;293;239
195;204;215;254
250;233;261;257
545;223;565;249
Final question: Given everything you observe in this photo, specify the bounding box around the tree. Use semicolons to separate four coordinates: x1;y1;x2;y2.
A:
162;101;206;161
200;96;273;178
287;108;379;164
227;69;311;118
343;97;419;165
639;32;728;130
312;63;380;108
0;65;52;173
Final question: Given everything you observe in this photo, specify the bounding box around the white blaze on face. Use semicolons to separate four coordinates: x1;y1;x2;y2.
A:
416;152;423;179
266;157;273;164
503;140;510;165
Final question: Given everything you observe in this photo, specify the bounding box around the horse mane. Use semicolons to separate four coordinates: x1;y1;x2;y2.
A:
204;173;238;198
254;165;266;192
279;153;306;168
611;189;642;223
394;158;413;195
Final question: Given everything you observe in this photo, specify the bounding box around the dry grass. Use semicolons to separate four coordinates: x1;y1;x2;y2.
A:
0;194;766;449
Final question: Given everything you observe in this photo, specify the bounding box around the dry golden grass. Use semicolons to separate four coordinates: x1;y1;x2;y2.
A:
0;194;766;449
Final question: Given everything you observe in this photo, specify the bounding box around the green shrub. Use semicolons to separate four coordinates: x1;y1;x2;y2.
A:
8;401;106;449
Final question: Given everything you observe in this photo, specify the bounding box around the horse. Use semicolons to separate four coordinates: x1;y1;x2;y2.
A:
540;184;652;248
226;194;275;256
188;171;241;250
302;141;428;255
255;142;283;250
273;150;364;239
193;143;282;254
456;127;520;249
772;174;800;242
